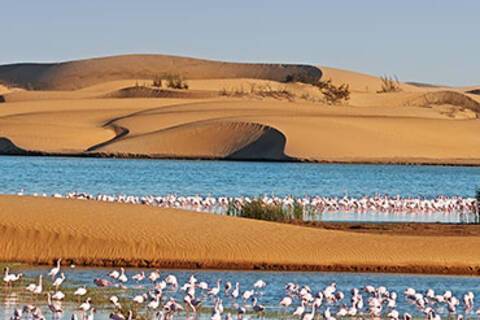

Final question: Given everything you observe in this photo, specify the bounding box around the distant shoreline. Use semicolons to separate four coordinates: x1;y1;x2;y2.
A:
1;152;480;167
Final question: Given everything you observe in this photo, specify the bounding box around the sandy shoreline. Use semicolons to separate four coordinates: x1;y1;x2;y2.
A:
0;195;479;275
2;152;480;167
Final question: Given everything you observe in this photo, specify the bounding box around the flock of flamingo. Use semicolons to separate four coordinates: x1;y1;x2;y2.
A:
19;191;478;217
3;260;480;320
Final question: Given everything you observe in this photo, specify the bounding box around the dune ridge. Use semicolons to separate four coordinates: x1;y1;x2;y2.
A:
0;195;479;275
0;54;322;90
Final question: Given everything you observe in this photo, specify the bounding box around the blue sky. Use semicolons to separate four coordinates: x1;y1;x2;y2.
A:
1;0;478;86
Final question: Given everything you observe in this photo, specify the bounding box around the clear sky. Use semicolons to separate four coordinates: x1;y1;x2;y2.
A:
1;0;478;86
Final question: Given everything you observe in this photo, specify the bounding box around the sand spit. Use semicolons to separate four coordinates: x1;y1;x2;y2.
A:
0;195;479;275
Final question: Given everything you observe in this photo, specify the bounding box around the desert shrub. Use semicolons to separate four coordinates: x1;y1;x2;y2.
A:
219;84;295;101
378;75;401;93
233;199;304;222
152;76;163;88
284;74;295;83
165;74;189;90
316;79;350;105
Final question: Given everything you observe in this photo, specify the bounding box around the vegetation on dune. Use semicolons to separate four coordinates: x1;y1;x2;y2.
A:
315;79;351;105
165;74;189;90
219;83;296;101
152;76;163;88
378;75;402;93
151;74;189;90
227;199;304;222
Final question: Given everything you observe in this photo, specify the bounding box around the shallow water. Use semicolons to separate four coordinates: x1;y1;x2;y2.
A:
1;156;479;198
1;267;480;320
2;156;479;223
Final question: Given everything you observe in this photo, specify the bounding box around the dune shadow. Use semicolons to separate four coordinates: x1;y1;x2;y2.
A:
226;125;293;161
0;137;28;155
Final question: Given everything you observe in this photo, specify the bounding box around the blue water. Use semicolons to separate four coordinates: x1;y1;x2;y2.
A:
1;267;479;319
1;156;479;197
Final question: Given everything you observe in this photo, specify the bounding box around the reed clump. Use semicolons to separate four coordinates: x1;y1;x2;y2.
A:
315;79;350;105
378;75;402;93
151;74;189;90
228;199;304;222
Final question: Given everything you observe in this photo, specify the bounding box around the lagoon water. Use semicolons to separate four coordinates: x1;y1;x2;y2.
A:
1;156;479;198
1;267;480;320
0;157;479;319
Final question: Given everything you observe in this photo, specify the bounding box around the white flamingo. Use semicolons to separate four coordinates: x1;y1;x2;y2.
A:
48;259;62;280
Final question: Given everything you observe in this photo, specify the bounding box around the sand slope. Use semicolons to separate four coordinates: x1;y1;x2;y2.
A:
0;54;322;90
0;55;479;164
0;195;479;275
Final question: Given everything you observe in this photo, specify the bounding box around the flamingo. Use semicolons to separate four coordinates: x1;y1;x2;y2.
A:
148;270;161;282
32;275;43;295
302;305;316;320
79;297;92;312
280;296;293;309
109;295;122;310
208;280;222;296
242;289;254;301
3;267;22;286
46;292;63;317
118;268;128;283
52;273;65;289
293;300;306;317
133;293;148;304
252;297;265;315
48;259;62;280
108;269;120;280
85;308;96;320
253;280;266;289
74;286;87;300
132;271;145;282
148;294;161;310
52;291;65;301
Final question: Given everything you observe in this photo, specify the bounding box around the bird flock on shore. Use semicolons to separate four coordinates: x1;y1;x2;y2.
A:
3;260;480;320
19;191;478;217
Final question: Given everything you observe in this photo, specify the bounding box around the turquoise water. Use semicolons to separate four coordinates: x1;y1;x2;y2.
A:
1;156;479;197
1;267;480;320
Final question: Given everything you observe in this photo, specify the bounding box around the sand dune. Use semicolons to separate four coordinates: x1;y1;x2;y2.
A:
91;121;291;161
0;54;322;90
0;93;479;164
320;66;423;93
0;195;479;275
0;54;479;164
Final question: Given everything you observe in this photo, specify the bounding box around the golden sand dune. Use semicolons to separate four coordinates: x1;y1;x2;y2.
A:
405;90;480;112
91;121;290;160
0;92;480;163
0;55;479;164
0;54;322;90
0;195;479;274
320;66;424;93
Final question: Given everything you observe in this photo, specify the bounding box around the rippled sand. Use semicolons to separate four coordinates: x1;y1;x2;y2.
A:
0;195;479;275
